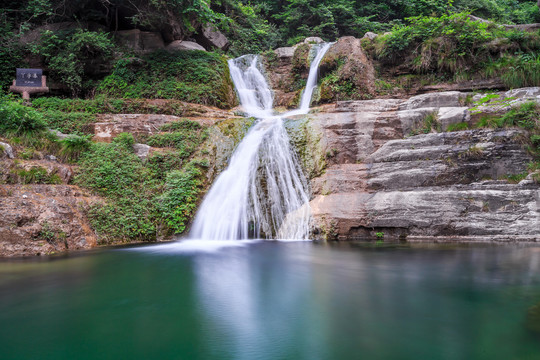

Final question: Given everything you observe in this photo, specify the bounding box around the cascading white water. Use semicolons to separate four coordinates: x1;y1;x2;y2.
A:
299;43;332;112
190;43;332;240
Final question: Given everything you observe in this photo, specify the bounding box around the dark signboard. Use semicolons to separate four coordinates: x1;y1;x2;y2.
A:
16;68;43;87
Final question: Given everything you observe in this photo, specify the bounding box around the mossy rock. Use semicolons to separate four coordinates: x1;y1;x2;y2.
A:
284;116;326;179
292;43;310;72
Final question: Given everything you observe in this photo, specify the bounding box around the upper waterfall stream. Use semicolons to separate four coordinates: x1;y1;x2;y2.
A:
190;43;331;240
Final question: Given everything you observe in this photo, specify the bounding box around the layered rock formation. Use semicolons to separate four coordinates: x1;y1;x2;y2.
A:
0;185;98;257
288;90;540;242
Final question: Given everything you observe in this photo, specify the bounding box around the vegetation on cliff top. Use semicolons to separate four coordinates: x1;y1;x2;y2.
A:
97;50;235;108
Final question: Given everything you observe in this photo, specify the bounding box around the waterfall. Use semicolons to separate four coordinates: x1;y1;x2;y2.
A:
190;43;332;241
299;43;332;112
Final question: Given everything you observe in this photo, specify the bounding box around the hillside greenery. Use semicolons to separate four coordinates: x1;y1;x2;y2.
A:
367;11;540;86
4;0;540;93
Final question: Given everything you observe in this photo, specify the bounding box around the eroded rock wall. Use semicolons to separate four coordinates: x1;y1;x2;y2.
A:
291;90;540;242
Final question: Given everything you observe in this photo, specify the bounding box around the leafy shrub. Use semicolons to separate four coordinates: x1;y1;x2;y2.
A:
146;120;207;158
59;134;92;162
376;12;497;73
500;101;539;129
96;51;236;108
76;142;158;242
159;159;209;234
446;122;470;131
9;166;62;185
0;96;47;136
113;133;135;150
75;133;210;242
160;119;202;132
32;97;203;118
146;150;187;180
76;143;148;197
39;110;96;134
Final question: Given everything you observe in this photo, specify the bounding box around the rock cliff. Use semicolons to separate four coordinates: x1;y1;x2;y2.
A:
288;90;540;242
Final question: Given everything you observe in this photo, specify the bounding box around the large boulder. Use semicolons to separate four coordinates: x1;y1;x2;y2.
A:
303;37;324;44
275;47;296;60
318;36;376;103
165;40;206;52
196;25;230;50
0;142;14;159
362;32;378;41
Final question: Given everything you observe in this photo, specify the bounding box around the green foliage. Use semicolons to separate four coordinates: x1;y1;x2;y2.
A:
32;97;124;114
9;166;62;184
32;96;199;117
146;120;207;158
160;119;202;132
76;142;148;198
446;122;470;131
76;142;158;242
476;115;505;128
146;150;187;179
320;72;364;102
58;134;92;162
38;221;56;243
40;110;96;134
500;101;540;130
411;112;441;135
455;0;540;24
113;132;135;150
97;51;235;109
159;159;208;234
29;29;114;96
0;96;47;136
504;171;529;183
75;120;210;243
499;54;540;88
214;0;281;55
376;12;497;73
0;15;25;91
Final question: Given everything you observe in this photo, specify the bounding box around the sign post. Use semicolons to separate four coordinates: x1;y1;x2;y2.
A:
9;68;49;102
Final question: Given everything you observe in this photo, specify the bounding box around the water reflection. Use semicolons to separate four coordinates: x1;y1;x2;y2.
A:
194;243;318;359
1;243;540;359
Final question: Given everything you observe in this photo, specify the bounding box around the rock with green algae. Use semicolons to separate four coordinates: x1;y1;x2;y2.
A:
202;117;256;181
318;36;376;103
284;115;327;180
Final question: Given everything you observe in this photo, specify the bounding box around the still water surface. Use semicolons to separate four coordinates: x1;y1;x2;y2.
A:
1;241;540;359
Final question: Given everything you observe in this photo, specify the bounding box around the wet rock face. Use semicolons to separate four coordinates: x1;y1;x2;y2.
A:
318;36;376;103
294;90;540;242
0;185;98;257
